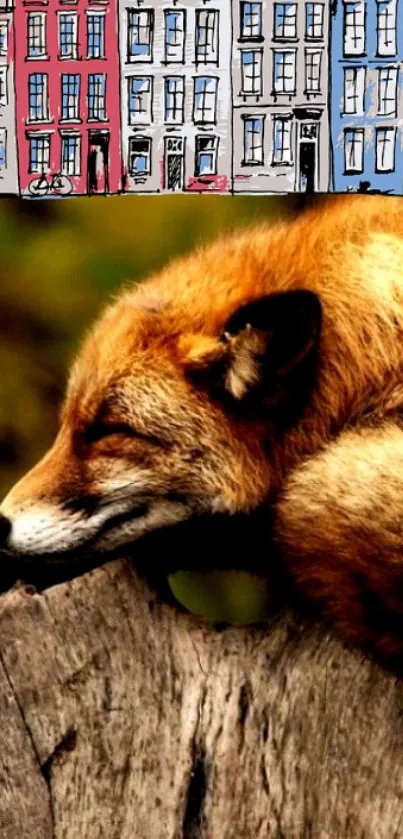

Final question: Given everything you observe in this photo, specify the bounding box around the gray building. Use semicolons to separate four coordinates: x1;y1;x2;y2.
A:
0;0;18;194
232;0;330;193
119;0;232;193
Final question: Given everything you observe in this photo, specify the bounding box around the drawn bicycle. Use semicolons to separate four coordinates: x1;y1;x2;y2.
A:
28;172;73;198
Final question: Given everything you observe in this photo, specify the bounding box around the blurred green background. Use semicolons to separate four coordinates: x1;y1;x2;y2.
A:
0;193;322;618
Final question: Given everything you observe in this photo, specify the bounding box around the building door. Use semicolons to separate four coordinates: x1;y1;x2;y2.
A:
164;137;184;191
298;143;315;193
297;123;318;193
87;130;109;195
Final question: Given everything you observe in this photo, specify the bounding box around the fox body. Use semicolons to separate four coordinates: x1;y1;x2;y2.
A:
3;196;403;662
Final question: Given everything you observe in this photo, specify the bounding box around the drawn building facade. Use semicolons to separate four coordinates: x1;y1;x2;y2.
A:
119;0;232;193
0;0;18;193
232;0;330;192
331;0;403;193
14;0;122;196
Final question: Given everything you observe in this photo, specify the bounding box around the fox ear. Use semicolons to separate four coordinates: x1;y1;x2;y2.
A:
180;290;322;402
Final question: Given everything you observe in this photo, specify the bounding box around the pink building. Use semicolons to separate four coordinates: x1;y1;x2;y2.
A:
15;0;121;196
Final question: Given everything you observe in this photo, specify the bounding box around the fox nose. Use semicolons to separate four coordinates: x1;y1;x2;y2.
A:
0;514;11;549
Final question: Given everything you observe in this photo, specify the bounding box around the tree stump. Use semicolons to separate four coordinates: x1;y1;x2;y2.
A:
1;558;403;839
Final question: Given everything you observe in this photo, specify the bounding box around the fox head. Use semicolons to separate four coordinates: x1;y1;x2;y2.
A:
0;228;322;564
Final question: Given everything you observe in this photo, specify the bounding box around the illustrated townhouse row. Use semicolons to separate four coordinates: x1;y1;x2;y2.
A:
0;0;402;196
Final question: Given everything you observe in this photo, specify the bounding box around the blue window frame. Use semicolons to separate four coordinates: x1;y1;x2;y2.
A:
305;3;324;39
87;14;105;59
88;73;106;120
59;13;77;59
127;10;154;60
240;2;262;38
193;76;218;122
243;116;264;164
273;3;297;39
28;134;50;173
164;76;184;123
164;10;185;61
28;73;48;121
61;134;80;176
128;136;151;175
61;73;80;120
128;77;152;123
27;14;46;58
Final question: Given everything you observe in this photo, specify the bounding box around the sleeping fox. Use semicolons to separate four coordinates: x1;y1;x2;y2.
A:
2;195;403;662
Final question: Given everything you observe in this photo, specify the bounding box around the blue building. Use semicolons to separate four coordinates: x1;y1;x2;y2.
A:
331;0;403;193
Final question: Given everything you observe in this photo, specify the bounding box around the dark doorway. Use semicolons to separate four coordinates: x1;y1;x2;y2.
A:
166;154;183;191
298;142;315;193
87;131;109;195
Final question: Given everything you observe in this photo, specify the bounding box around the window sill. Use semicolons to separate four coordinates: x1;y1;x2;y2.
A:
272;36;299;43
126;56;152;63
26;55;50;61
26;118;53;125
59;118;82;124
238;35;264;43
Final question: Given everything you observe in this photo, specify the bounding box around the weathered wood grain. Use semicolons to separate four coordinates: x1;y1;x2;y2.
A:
1;558;403;839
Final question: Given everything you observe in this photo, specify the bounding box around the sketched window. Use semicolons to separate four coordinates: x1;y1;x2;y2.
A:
128;136;151;175
27;14;46;58
305;3;324;39
377;66;398;116
28;73;48;121
61;73;80;120
0;128;5;169
241;50;262;95
28;134;50;173
305;49;322;93
273;4;297;38
243;116;264;164
59;14;78;59
164;11;185;62
273;50;296;94
195;10;218;63
376;126;396;171
240;3;262;39
343;66;365;114
272;117;292;164
195;135;218;175
343;2;365;56
164;76;184;123
127;10;154;61
193;77;218;123
127;77;152;123
0;68;7;107
377;0;396;56
61;134;81;176
0;20;8;56
87;13;105;59
344;128;364;172
88;73;106;119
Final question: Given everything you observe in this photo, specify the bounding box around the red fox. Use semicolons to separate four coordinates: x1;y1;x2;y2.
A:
2;195;403;662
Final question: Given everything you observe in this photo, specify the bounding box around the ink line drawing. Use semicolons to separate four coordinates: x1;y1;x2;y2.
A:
0;0;401;197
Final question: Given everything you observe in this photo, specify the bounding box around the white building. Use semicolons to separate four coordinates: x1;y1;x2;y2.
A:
119;0;232;193
0;0;18;194
232;0;330;193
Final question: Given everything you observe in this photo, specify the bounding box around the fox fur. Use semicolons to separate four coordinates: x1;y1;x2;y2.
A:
3;195;403;663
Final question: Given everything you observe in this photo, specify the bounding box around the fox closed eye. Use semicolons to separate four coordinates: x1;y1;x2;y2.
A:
83;420;173;449
83;421;138;444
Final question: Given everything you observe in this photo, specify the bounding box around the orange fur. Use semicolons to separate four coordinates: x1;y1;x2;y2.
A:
3;195;403;663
